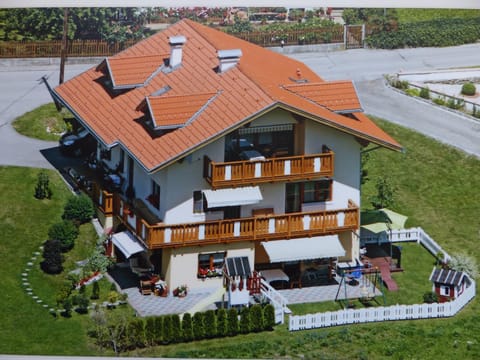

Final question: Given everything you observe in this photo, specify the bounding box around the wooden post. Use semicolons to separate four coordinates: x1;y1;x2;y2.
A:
59;8;68;84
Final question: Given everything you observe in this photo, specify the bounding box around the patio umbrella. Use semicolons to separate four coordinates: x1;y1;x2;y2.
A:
360;208;408;234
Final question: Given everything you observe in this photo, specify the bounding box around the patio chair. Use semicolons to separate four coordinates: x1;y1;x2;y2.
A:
139;280;152;295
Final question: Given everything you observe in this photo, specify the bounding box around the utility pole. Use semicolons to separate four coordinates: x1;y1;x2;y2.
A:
59;7;68;84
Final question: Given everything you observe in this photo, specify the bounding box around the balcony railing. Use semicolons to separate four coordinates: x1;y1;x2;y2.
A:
92;183;113;215
113;194;358;249
204;152;334;189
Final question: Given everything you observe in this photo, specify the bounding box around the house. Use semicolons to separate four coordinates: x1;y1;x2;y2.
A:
429;267;472;302
48;19;402;301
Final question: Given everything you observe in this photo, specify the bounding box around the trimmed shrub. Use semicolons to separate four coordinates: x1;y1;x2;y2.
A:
90;281;100;300
447;98;464;110
405;88;420;97
62;194;95;224
216;308;228;337
239;306;251;334
48;220;79;252
204;310;217;338
192;312;205;340
250;305;264;332
162;315;173;344
227;308;239;336
181;313;194;342
40;239;64;274
171;314;182;343
154;316;164;345
263;304;276;330
144;317;156;346
433;96;446;106
75;294;90;314
34;170;52;199
126;318;145;349
419;86;430;99
461;82;476;96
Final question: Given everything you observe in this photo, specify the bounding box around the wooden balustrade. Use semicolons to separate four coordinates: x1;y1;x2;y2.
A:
133;205;358;249
205;152;334;189
92;183;113;215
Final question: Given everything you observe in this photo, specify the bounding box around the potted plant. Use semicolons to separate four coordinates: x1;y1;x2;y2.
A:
173;284;188;297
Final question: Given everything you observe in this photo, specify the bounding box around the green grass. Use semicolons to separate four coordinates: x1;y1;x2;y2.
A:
2;114;480;358
12;103;71;141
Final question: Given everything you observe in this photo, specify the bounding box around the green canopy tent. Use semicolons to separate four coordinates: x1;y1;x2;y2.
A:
361;208;408;234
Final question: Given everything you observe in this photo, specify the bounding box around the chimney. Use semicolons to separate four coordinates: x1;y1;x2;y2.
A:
217;49;242;73
169;35;186;69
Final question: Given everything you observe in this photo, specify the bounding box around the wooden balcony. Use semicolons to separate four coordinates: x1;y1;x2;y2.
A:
113;194;359;250
204;152;334;189
92;183;113;215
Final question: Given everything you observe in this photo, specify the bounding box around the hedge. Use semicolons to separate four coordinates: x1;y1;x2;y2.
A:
366;18;480;49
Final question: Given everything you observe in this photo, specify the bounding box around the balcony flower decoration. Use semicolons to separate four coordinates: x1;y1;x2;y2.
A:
173;284;188;297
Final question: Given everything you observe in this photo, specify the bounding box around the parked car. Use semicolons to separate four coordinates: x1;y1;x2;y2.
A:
59;128;96;156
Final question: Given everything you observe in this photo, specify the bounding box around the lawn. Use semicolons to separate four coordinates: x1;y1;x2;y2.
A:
1;114;480;358
396;9;480;23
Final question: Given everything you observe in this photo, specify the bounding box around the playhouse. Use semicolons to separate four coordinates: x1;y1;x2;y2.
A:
429;267;472;303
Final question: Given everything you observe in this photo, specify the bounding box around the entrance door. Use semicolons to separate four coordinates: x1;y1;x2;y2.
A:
285;183;301;213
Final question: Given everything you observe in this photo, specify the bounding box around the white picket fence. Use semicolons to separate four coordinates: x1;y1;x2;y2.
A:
289;280;475;331
290;227;476;331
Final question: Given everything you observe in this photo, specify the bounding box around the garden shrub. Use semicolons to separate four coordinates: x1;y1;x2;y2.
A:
263;304;276;330
423;291;439;303
171;314;182;343
162;315;173;344
48;220;79;252
447;98;464;110
181;313;194;342
239;306;251;334
40;239;64;274
91;281;100;300
34;170;52;199
62;297;73;317
461;82;476;96
432;97;446;106
227;308;239;336
250;305;264;332
144;317;156;346
216;308;228;337
204;310;217;338
62;194;95;224
419;86;430;99
75;294;90;314
192;312;205;340
405;88;420;97
126;318;145;349
154;316;164;345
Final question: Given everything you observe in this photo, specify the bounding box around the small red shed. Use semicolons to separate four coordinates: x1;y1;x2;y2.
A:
429;267;472;303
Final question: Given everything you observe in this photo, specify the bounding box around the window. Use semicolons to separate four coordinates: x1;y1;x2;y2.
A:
147;180;160;209
198;252;225;278
440;285;450;296
193;190;205;213
303;180;333;203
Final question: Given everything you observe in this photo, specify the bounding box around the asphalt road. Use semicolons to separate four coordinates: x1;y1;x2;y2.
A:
0;43;479;170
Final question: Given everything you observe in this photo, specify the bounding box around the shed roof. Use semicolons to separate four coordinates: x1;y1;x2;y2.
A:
429;267;470;287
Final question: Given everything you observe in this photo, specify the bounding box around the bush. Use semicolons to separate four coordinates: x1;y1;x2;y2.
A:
216;308;228;337
34;170;52;199
448;252;479;278
447;98;464;110
181;313;194;342
126;318;145;349
162;315;173;344
62;194;95;224
48;220;79;252
192;312;205;340
171;314;182;343
144;317;156;346
263;304;276;330
461;82;476;96
154;316;164;345
419;86;430;99
405;88;420;97
90;281;100;300
432;96;446;106
40;239;64;274
250;305;264;332
239;306;251;334
227;308;239;336
423;291;439;303
75;294;90;314
204;310;217;338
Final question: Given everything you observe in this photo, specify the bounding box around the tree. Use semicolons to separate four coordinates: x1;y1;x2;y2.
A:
91;281;100;300
171;314;182;343
153;316;163;345
227;308;239;336
162;315;173;344
370;176;396;209
239;306;251;334
263;304;276;330
216;308;228;337
63;194;95;224
34;170;53;199
40;239;64;274
89;308;130;355
181;313;194;342
192;312;205;340
250;304;264;332
48;220;79;252
126;318;145;350
204;310;217;338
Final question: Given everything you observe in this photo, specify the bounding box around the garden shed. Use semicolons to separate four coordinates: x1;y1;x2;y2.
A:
429;267;472;303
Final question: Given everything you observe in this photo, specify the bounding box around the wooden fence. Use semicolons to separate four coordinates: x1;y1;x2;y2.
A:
289;281;475;330
0;26;350;58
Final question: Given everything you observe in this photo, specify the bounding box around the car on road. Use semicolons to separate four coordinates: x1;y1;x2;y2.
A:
59;128;96;156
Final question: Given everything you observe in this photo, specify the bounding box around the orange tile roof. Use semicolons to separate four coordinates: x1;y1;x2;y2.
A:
98;55;166;88
145;92;217;128
284;81;362;112
55;19;402;173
